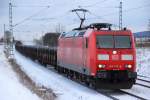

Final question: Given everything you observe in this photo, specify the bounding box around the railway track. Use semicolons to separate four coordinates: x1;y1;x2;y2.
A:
118;90;147;100
136;82;150;88
138;74;150;79
135;76;150;89
47;66;148;100
47;66;120;100
97;90;119;100
96;88;148;100
137;78;150;83
48;67;119;100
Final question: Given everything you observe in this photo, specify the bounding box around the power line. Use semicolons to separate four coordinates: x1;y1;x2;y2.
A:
9;1;14;59
31;18;56;21
123;3;150;13
31;11;70;21
80;0;109;8
87;2;150;23
148;19;150;31
101;3;150;17
13;5;50;8
88;11;110;22
88;3;150;29
119;1;122;30
13;6;50;27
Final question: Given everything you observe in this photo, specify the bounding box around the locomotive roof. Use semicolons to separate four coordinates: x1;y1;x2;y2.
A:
60;23;131;38
73;23;112;31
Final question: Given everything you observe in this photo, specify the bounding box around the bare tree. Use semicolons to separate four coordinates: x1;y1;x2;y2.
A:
55;23;65;33
33;37;43;46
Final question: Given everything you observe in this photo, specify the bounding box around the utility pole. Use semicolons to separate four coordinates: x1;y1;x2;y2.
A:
119;1;122;30
3;24;6;52
148;19;150;31
8;0;14;60
4;24;5;35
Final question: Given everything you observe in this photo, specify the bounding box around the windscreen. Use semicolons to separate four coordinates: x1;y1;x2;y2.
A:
96;36;114;48
114;36;131;48
96;35;132;48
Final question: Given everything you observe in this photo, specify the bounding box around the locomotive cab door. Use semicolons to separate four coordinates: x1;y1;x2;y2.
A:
82;37;88;75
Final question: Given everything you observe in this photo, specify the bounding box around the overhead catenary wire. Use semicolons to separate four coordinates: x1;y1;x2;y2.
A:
13;6;50;27
10;1;113;27
87;11;121;28
28;2;150;30
87;11;116;25
13;5;50;8
79;1;150;23
80;0;109;8
31;18;56;21
12;1;150;34
100;3;150;17
86;2;150;25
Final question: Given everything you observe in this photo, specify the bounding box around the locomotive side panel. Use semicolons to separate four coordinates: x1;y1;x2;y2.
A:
57;32;92;75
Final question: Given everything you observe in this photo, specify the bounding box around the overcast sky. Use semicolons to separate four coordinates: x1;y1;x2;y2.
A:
0;0;150;40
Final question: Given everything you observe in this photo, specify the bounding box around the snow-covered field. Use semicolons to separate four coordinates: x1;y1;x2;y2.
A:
136;47;150;77
0;45;41;100
1;44;150;100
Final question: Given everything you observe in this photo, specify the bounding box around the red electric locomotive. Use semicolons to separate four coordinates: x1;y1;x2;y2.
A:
57;23;137;89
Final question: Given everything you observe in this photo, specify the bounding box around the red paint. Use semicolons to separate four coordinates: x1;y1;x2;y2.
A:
57;28;136;76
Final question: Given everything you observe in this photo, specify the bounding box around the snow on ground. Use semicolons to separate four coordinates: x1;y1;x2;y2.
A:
122;85;150;99
14;46;150;100
121;47;150;99
136;47;150;77
14;49;111;100
136;79;150;87
0;45;41;100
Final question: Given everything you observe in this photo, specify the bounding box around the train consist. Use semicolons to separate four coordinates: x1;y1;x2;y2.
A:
15;23;137;89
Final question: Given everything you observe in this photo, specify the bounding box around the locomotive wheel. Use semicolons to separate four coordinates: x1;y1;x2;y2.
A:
66;70;70;78
69;70;74;78
85;80;90;86
84;77;92;87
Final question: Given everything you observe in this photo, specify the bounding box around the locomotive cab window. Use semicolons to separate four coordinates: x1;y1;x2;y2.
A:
96;35;114;48
78;32;85;37
60;34;66;38
65;31;76;38
74;31;85;37
114;36;131;48
96;35;132;48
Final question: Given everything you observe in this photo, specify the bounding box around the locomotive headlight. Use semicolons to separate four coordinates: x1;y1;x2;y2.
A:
97;54;109;60
98;64;105;68
125;64;132;68
121;54;133;60
113;51;117;54
128;65;132;68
